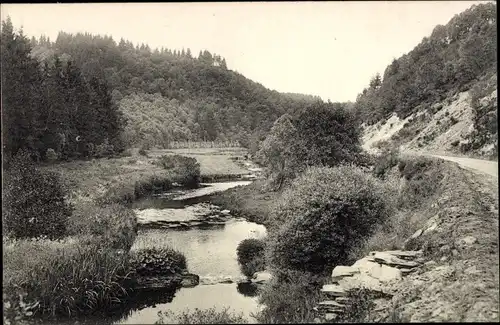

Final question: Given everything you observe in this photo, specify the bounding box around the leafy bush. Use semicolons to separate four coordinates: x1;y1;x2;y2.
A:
97;174;173;205
138;147;148;157
130;248;187;277
267;165;394;274
397;156;445;209
94;138;115;158
254;269;323;324
156;307;248;324
236;239;266;277
3;150;72;240
373;147;401;179
69;202;138;251
337;288;376;322
3;240;134;321
46;148;58;162
155;155;201;187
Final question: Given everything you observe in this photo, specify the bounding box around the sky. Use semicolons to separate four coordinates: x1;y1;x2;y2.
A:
1;1;489;102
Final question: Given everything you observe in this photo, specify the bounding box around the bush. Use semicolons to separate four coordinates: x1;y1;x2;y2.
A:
337;288;376;322
3;150;72;240
94;138;115;158
69;202;138;251
155;155;201;187
266;165;394;274
130;248;187;277
397;156;445;209
46;148;58;162
236;239;266;277
156;307;248;324
138;147;148;157
254;269;323;324
373;147;401;179
3;240;134;321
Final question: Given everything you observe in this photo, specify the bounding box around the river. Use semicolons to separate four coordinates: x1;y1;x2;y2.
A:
115;181;266;324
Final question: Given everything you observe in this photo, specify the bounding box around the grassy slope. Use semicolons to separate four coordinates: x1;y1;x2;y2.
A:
208;179;282;227
386;163;499;322
40;147;250;203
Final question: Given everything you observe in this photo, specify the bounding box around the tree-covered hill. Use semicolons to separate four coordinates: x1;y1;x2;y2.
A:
28;31;323;149
354;2;497;126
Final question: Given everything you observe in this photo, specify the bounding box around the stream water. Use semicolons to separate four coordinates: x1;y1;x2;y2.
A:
114;181;266;324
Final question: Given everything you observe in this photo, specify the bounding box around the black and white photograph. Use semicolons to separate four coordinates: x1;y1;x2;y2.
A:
1;1;498;324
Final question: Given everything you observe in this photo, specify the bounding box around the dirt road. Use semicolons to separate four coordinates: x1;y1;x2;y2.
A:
427;154;498;178
403;151;498;178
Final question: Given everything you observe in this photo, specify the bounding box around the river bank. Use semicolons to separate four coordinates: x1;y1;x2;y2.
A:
3;147;262;324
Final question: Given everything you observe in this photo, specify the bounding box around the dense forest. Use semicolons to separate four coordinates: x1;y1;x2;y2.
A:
29;27;322;148
354;2;497;125
1;18;125;162
2;16;322;161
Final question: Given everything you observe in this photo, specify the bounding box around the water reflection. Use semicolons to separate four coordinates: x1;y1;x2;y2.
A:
237;282;260;297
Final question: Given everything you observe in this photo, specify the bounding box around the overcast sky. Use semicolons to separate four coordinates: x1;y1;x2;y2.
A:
1;1;487;102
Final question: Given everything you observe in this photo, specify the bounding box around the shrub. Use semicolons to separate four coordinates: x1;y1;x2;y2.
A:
236;239;266;277
46;148;58;162
155;155;201;187
69;202;137;251
3;240;134;321
449;116;459;125
156;307;248;324
94;138;115;158
130;248;187;276
254;269;323;324
451;140;460;147
138;148;148;157
338;288;376;322
373;147;401;179
3;150;72;240
397;156;445;209
267;165;394;274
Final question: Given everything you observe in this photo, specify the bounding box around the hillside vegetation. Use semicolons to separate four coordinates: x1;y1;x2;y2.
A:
29;30;322;150
356;3;497;158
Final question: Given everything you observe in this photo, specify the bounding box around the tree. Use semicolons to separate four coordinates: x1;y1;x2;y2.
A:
293;102;362;168
369;73;382;89
256;114;299;189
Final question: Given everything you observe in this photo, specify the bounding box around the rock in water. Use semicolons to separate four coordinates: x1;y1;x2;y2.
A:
252;271;272;284
181;273;200;287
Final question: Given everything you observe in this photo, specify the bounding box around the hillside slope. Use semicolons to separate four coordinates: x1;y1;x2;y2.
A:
358;3;497;159
28;33;322;148
362;73;497;159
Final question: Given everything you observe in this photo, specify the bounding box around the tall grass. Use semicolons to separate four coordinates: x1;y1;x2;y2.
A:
156;307;248;324
3;240;134;320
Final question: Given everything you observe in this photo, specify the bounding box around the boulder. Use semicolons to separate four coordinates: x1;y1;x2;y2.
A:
331;265;360;281
369;252;420;269
325;313;338;321
252;271;272;284
457;236;477;246
338;273;384;293
321;284;347;297
181;273;200;287
318;300;346;308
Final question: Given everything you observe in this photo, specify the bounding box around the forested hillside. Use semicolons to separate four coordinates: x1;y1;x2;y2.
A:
1;18;125;162
28;30;322;149
354;2;496;125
